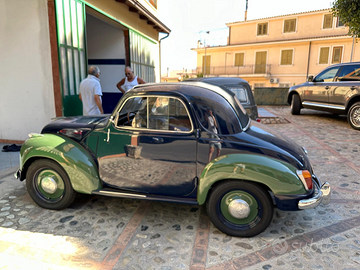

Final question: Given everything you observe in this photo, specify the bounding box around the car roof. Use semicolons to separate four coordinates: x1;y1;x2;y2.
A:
329;61;360;68
183;77;249;86
130;81;236;99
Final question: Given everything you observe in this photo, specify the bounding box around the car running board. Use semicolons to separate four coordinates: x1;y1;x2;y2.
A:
92;188;198;205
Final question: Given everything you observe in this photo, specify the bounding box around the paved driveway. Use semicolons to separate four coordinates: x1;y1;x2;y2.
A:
0;107;360;270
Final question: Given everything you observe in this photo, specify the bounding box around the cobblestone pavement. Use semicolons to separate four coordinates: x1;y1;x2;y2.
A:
1;106;360;270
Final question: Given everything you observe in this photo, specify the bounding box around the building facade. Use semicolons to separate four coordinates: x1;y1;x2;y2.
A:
193;9;359;89
0;0;170;142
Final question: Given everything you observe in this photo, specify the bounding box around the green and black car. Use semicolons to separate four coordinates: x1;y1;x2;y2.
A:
15;81;330;237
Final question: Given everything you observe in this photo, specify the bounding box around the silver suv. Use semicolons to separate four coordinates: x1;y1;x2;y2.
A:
288;62;360;130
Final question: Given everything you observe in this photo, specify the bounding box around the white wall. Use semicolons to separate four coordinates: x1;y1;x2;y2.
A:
0;0;55;141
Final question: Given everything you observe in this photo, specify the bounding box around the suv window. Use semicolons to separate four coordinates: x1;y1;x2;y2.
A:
337;65;360;81
313;67;340;82
116;96;192;132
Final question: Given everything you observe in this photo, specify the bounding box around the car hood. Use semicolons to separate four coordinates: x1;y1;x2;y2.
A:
41;115;110;134
235;121;310;171
290;81;308;90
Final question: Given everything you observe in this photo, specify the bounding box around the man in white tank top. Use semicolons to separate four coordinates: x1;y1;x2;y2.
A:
116;66;146;94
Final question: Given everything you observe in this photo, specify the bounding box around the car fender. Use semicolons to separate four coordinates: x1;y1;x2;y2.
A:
197;154;306;205
19;134;101;194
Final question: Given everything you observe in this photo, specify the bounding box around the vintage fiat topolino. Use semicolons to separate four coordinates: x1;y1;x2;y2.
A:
15;82;330;237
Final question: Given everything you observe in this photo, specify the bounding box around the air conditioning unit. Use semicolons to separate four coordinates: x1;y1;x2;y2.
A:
270;78;279;84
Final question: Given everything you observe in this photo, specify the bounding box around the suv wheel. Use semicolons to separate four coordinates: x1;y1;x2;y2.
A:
348;102;360;130
291;94;301;115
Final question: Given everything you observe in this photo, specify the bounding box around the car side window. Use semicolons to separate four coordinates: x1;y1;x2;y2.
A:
313;67;340;82
116;96;191;132
336;65;360;81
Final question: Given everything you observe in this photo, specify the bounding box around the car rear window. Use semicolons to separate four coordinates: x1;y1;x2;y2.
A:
190;90;243;135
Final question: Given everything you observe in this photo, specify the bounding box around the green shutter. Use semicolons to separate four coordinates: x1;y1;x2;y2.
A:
319;47;329;64
129;30;158;82
235;53;244;66
55;0;87;116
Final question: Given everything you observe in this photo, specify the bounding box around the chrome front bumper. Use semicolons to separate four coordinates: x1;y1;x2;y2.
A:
298;179;331;210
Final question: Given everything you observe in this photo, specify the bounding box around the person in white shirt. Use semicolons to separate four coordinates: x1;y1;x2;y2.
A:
116;66;146;94
79;66;104;115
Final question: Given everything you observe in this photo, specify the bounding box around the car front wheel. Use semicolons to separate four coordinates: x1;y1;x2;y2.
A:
206;181;273;237
291;94;301;115
348;102;360;130
26;159;76;210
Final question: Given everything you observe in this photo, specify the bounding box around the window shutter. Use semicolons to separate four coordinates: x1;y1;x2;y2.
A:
235;53;244;66
319;47;329;64
332;47;342;64
257;23;268;35
323;14;333;29
284;19;296;33
281;50;293;65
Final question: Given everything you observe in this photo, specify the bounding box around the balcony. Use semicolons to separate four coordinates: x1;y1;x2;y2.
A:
196;64;271;77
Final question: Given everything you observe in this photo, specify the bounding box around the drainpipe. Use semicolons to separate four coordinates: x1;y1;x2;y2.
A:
350;36;355;62
159;32;170;82
306;41;312;80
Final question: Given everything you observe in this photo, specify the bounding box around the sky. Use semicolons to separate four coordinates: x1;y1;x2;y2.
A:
158;0;333;74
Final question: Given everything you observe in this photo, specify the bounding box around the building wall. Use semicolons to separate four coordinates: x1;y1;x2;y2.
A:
0;0;55;141
195;9;360;88
229;10;349;45
85;0;159;41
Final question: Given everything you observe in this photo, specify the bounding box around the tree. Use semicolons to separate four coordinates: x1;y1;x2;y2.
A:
332;0;360;38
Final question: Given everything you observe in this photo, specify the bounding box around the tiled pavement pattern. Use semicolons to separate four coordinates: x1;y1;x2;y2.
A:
1;107;360;269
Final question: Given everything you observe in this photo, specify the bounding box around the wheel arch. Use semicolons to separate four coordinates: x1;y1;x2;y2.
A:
20;134;102;194
197;154;306;205
287;90;301;106
204;178;272;205
346;95;360;114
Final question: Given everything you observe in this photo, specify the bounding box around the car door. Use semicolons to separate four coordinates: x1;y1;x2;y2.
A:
329;64;360;107
95;95;197;197
304;66;341;103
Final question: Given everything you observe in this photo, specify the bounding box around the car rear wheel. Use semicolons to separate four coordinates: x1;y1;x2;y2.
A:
291;94;301;115
26;159;76;210
206;181;273;237
348;102;360;130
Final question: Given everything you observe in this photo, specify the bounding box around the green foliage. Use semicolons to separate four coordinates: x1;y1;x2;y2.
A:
332;0;360;37
196;72;204;78
181;74;190;81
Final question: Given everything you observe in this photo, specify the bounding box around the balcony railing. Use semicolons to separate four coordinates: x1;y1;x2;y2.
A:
196;64;271;77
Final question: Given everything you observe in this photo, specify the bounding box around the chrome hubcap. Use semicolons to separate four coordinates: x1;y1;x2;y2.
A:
41;176;58;194
228;199;251;219
351;107;360;127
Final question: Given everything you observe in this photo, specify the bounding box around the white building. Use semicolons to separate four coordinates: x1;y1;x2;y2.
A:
0;0;170;142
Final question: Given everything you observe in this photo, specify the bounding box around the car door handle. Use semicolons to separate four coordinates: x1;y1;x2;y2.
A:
324;86;330;90
350;86;356;90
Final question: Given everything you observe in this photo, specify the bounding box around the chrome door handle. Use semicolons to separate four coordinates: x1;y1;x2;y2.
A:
325;86;330;90
106;129;110;143
350;86;356;90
